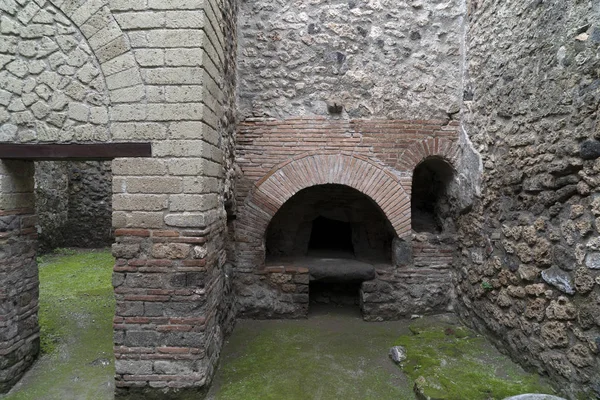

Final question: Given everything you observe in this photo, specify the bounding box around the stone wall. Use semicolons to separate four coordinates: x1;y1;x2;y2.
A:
1;0;238;397
234;0;465;322
237;0;464;119
0;161;38;393
108;0;238;396
456;0;600;397
0;0;110;143
36;160;112;252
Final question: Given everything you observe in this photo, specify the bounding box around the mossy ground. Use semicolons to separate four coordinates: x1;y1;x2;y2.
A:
395;319;556;400
207;307;415;400
0;250;557;400
1;248;115;400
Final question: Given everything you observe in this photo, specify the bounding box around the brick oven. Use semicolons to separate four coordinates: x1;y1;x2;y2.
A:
232;118;459;321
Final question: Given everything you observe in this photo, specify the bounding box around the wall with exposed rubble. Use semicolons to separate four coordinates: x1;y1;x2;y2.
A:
456;0;600;398
237;0;464;120
35;160;112;252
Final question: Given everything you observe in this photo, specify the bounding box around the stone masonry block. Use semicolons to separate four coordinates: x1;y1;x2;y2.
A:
182;177;219;194
145;103;205;122
142;67;208;85
0;161;34;176
151;243;191;259
169;194;218;212
113;194;168;211
153;360;196;375
0;193;35;210
108;0;147;11
164;212;214;228
168;121;217;143
110;104;147;122
165;11;205;28
113;211;164;229
147;0;206;10
101;53;137;77
87;23;122;50
145;29;206;48
112;122;167;140
115;360;153;375
95;36;130;64
112;158;167;176
125;177;183;194
114;12;166;30
105;67;142;90
167;158;223;177
0;175;35;193
134;49;165;67
109;85;145;103
153;140;207;158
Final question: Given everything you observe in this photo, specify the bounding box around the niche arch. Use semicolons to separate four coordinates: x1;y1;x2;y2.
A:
235;153;411;269
411;156;456;233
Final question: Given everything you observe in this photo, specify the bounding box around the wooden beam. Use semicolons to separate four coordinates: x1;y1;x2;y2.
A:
0;143;152;161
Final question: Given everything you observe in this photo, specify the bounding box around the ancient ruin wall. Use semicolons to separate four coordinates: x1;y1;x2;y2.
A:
36;160;113;251
1;0;238;397
109;0;239;397
238;0;464;120
456;0;600;397
0;1;110;143
235;0;465;320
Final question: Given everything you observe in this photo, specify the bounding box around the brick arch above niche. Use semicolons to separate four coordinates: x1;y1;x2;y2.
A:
397;137;459;171
236;152;413;255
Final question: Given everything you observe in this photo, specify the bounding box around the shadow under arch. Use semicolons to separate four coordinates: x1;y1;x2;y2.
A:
235;153;411;270
411;155;456;233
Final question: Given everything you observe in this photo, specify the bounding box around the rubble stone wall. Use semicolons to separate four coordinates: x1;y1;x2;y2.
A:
456;0;600;397
35;160;113;252
237;0;465;120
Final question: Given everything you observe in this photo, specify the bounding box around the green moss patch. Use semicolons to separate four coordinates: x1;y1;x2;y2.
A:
395;322;555;400
4;249;115;400
210;317;414;400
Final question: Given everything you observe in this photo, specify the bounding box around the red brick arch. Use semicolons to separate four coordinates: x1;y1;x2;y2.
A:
397;138;459;171
235;153;412;268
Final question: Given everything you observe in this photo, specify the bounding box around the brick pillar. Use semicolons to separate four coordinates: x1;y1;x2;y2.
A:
0;161;39;393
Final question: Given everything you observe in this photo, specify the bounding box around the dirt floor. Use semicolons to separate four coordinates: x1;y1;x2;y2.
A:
0;249;557;400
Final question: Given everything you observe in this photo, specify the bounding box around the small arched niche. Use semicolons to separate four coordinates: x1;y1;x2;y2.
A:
411;157;455;233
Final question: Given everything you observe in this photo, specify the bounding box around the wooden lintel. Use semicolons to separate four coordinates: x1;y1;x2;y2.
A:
0;143;152;161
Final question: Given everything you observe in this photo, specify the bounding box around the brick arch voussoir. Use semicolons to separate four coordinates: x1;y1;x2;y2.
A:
398;138;459;172
239;153;412;245
48;0;144;105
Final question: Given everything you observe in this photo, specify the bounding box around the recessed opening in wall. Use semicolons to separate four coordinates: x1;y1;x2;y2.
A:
411;157;454;233
266;184;394;313
308;216;354;258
